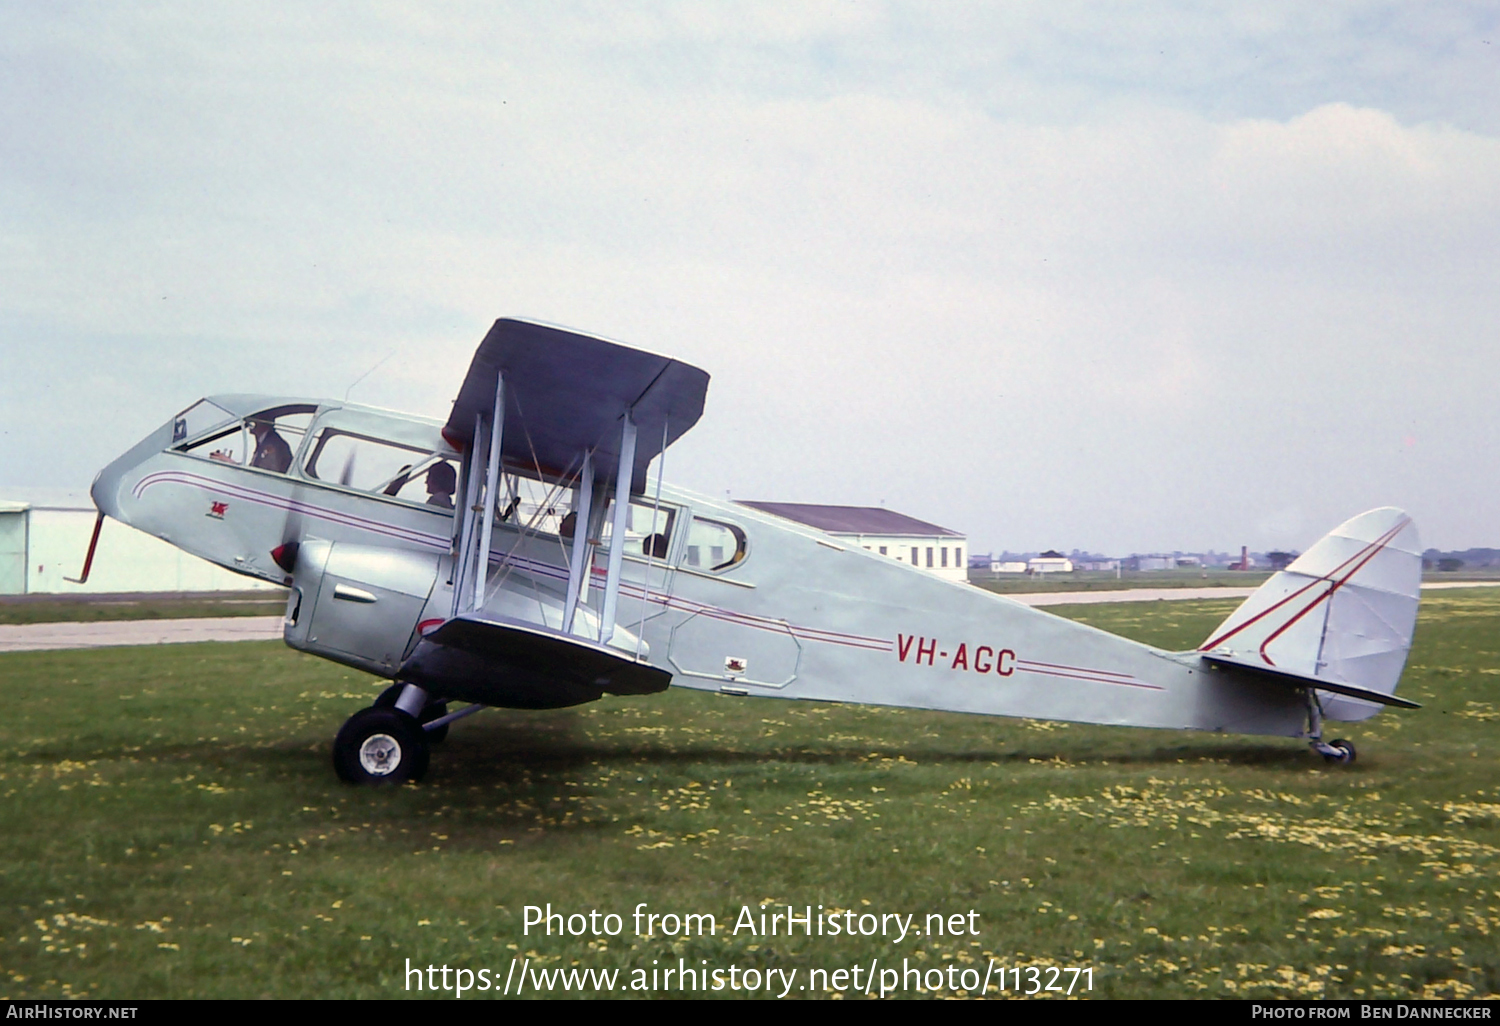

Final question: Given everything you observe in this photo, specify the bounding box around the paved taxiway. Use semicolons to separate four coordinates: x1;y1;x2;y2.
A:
0;616;284;653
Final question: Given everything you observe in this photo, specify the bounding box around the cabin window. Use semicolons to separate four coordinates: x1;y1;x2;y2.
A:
494;475;573;535
682;517;746;572
302;429;457;508
598;500;676;560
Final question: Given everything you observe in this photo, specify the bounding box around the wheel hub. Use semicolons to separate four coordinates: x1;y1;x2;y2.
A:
358;733;402;775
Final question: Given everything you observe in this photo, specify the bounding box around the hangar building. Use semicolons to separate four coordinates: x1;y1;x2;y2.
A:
737;502;967;583
0;494;278;596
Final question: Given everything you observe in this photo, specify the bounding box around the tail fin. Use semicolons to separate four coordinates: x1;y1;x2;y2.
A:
1199;508;1422;719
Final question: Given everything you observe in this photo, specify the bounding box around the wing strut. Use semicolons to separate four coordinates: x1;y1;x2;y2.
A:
451;412;483;617
473;374;506;611
599;415;637;644
444;374;646;653
562;451;594;634
452;375;506;618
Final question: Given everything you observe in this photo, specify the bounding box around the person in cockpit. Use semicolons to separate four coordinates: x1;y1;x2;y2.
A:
249;418;293;473
426;461;456;509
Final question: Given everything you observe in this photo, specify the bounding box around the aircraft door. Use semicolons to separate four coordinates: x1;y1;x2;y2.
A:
667;610;802;689
665;515;800;689
286;541;441;677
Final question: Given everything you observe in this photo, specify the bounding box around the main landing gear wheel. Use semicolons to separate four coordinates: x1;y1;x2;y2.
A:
333;707;429;785
1321;738;1356;765
373;683;450;744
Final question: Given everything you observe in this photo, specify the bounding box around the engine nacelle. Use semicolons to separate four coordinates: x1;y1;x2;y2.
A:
284;541;442;677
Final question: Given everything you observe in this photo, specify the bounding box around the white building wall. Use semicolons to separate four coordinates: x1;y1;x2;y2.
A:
0;506;26;593
840;533;968;583
15;507;279;595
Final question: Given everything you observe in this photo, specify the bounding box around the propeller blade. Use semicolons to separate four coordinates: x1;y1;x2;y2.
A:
270;486;306;574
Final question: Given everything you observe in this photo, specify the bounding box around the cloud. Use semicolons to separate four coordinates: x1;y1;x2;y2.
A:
2;5;1497;552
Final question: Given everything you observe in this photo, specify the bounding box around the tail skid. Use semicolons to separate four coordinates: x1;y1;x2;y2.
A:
1198;508;1422;722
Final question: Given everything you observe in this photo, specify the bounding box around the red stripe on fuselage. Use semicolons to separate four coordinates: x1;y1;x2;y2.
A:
1198;517;1410;655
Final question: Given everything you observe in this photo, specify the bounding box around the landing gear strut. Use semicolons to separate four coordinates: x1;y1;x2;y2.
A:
1304;690;1356;765
374;682;451;743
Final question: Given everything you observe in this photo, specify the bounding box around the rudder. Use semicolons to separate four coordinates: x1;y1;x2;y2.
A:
1198;508;1421;720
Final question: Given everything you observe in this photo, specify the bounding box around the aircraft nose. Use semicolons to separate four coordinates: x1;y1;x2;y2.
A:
88;469;114;517
90;451;136;522
91;419;177;523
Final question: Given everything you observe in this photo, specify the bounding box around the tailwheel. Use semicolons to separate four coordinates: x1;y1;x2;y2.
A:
373;682;450;744
333;707;429;785
1305;692;1356;766
1321;738;1356;765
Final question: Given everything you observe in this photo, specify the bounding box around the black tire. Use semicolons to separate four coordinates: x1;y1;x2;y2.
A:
333;707;429;785
373;683;406;708
1322;738;1356;765
373;685;448;744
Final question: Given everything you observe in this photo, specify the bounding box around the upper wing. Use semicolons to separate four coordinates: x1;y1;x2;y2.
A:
445;318;710;492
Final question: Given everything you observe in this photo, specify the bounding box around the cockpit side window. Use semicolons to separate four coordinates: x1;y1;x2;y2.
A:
174;403;316;476
246;406;314;473
302;428;458;510
178;423;250;466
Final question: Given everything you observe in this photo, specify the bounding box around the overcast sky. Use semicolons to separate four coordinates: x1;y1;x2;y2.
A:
3;3;1497;555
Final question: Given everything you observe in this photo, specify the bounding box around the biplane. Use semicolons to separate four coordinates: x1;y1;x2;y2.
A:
85;319;1422;783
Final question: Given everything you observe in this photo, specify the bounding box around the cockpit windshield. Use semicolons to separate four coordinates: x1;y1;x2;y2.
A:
170;399;236;445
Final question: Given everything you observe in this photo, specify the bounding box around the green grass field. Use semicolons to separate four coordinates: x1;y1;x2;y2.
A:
0;592;284;626
1;591;1496;1000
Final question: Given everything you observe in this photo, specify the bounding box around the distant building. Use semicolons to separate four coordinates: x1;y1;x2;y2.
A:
1027;556;1074;574
737;502;968;583
990;561;1029;574
1074;560;1119;572
0;497;278;596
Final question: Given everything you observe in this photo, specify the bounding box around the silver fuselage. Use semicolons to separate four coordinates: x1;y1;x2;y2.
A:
93;394;1310;737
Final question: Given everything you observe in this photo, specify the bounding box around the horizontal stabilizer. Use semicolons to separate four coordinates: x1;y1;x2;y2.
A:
446;319;710;492
1202;655;1420;709
1198;508;1421;720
